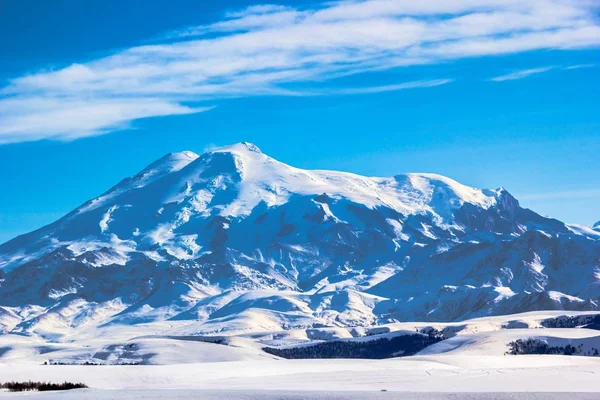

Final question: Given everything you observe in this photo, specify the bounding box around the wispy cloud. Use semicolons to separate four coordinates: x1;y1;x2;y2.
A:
2;0;600;143
565;63;596;70
490;67;555;82
323;79;454;95
490;61;597;82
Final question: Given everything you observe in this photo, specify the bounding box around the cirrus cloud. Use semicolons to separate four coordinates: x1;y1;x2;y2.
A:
490;66;555;81
1;0;599;144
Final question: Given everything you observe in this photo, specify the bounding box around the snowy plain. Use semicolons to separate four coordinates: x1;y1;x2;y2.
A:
2;355;600;399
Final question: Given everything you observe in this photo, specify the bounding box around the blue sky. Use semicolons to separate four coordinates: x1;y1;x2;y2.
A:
0;0;599;243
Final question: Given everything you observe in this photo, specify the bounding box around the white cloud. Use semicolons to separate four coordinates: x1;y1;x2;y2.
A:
227;4;291;18
565;63;596;69
1;0;600;143
330;79;454;94
490;67;555;82
490;61;597;82
0;97;208;144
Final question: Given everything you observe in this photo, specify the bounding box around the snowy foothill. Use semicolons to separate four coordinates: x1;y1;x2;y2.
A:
1;311;600;398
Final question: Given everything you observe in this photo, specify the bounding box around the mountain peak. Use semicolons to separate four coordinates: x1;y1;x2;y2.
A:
142;150;199;173
211;142;263;155
593;221;600;230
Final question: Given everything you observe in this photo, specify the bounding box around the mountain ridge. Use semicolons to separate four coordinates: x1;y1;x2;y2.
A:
0;142;599;338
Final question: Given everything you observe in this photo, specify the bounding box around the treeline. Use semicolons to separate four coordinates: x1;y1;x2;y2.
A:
44;361;140;366
506;339;600;356
0;381;88;392
264;332;443;359
541;314;600;330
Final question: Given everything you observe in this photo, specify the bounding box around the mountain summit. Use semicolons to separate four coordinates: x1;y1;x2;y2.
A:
1;143;599;337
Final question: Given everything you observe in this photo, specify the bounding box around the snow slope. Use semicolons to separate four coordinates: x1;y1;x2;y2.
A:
0;311;599;397
0;142;599;337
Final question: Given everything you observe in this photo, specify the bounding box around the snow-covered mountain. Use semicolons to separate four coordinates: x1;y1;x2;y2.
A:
1;142;599;338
